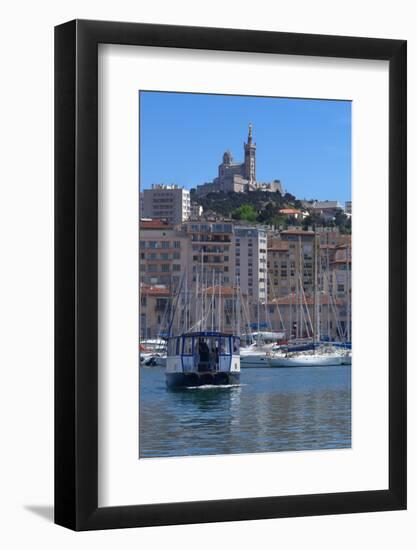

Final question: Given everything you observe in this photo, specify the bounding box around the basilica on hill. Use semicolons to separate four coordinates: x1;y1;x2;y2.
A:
196;124;284;197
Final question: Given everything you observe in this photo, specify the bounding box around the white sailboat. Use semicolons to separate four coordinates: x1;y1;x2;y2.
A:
269;233;345;368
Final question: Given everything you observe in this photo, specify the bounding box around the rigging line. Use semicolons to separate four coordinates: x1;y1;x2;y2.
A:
167;272;185;337
267;271;285;332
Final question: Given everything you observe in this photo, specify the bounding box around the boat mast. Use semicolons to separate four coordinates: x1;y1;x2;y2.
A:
257;298;260;345
326;235;330;340
236;275;241;337
298;235;302;340
200;248;204;331
218;272;221;333
195;267;199;331
211;269;215;331
346;243;351;342
313;231;320;345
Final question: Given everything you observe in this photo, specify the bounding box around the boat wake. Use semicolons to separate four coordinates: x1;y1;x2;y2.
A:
185;383;245;390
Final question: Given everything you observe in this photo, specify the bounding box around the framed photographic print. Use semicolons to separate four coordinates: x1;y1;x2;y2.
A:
55;19;407;530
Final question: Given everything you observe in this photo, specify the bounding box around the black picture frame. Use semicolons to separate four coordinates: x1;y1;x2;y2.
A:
55;19;407;531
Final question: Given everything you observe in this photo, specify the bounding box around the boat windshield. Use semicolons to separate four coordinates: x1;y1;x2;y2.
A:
167;335;239;357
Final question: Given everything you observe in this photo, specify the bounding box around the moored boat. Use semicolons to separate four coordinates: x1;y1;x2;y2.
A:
271;353;342;367
165;331;240;388
239;344;269;367
141;353;167;367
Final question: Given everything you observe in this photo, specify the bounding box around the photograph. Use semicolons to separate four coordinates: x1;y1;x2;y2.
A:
139;91;352;458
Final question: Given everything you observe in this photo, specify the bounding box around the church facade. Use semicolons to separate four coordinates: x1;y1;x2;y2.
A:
196;124;284;196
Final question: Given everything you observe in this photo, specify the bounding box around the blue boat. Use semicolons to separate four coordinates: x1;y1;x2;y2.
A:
165;331;240;389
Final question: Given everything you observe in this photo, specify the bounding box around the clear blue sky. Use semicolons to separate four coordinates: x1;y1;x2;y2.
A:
139;91;351;203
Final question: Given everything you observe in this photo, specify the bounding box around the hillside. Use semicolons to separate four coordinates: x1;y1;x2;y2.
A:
190;189;351;233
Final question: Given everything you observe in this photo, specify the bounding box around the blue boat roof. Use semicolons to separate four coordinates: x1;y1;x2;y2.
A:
169;331;238;339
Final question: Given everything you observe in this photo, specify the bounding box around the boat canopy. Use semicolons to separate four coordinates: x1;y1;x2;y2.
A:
167;332;240;357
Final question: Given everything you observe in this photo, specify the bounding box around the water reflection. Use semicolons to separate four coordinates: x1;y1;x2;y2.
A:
139;366;351;458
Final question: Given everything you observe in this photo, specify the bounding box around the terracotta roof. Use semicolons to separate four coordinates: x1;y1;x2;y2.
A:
280;230;315;236
270;293;344;306
267;243;290;251
332;258;352;264
140;285;171;296
203;285;246;297
279;208;302;215
140;219;173;229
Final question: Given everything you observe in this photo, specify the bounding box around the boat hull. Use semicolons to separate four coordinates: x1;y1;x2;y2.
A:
240;354;269;367
165;371;240;389
142;355;167;367
272;355;342;367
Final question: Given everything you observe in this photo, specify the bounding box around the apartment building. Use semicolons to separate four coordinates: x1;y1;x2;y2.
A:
234;226;267;304
142;184;191;225
309;200;344;221
183;221;235;288
267;240;291;299
266;293;347;341
267;229;316;299
139;219;188;291
140;285;172;339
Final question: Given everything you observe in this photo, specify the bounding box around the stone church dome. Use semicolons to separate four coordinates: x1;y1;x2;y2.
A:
222;150;233;164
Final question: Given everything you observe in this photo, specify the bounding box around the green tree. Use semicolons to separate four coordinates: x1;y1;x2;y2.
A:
231;204;258;222
257;202;279;223
302;212;325;230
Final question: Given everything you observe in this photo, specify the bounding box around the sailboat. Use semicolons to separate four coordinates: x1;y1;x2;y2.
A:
269;233;345;367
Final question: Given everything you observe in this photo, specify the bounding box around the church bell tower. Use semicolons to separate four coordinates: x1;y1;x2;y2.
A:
244;123;256;183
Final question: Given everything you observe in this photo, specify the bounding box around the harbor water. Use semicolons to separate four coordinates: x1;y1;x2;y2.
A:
139;365;351;458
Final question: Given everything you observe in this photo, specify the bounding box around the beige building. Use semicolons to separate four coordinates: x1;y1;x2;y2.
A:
266;293;347;341
139;219;189;291
234;226;267;304
267;229;316;300
142;184;191;225
139;216;351;340
183;221;235;287
266;230;351;341
267;240;291;299
140;285;172;339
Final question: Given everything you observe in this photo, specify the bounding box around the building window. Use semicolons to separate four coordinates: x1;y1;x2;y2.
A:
174;241;180;248
173;264;181;272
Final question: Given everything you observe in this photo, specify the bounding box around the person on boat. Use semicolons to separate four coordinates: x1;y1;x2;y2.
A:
214;345;219;369
198;339;210;363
